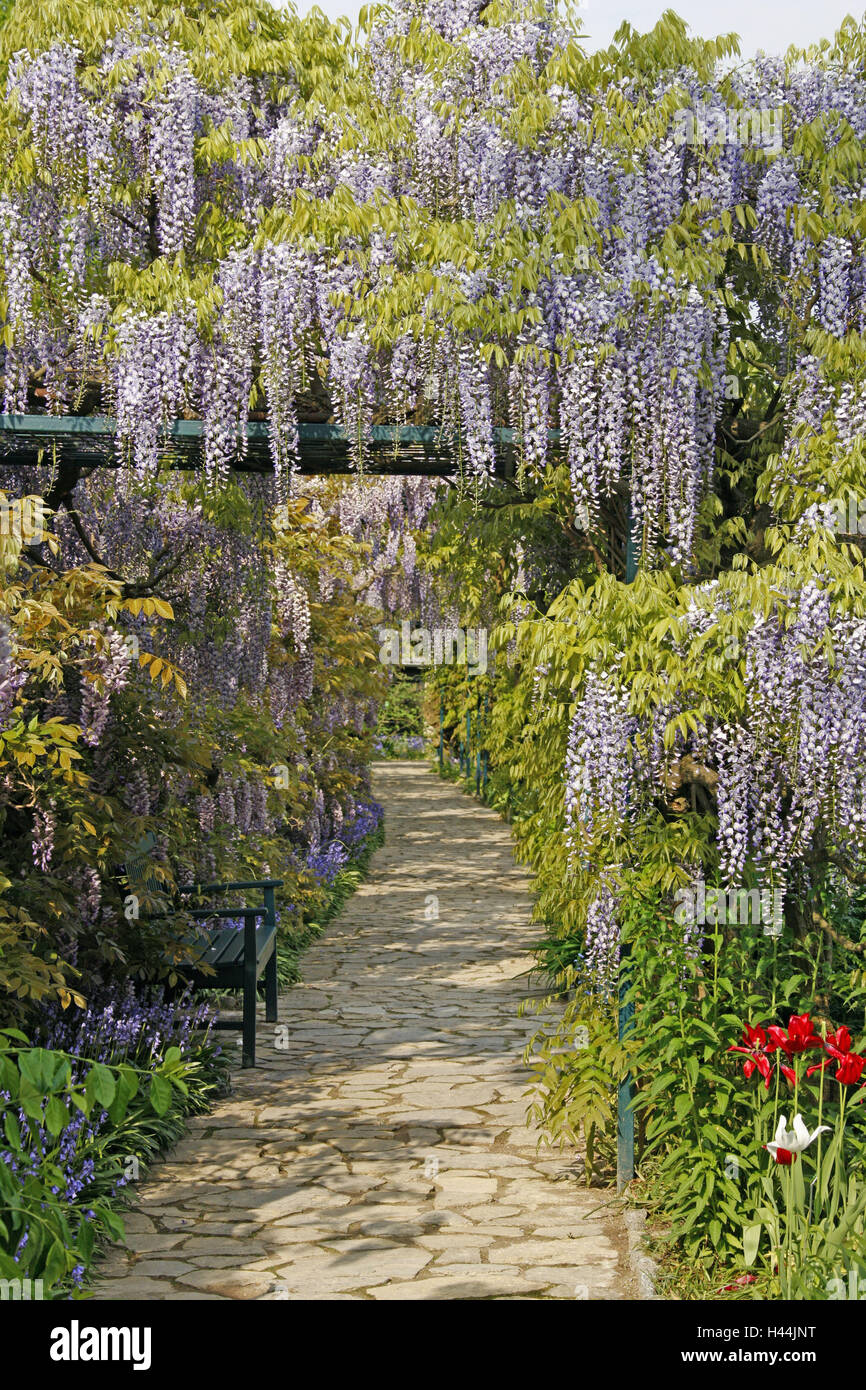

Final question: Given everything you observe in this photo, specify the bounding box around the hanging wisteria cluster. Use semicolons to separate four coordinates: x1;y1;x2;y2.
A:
0;618;26;733
714;586;866;899
564;663;636;864
563;663;636;988
302;475;442;619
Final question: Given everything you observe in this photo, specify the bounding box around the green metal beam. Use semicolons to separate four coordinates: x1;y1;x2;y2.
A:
0;414;528;442
0;414;558;478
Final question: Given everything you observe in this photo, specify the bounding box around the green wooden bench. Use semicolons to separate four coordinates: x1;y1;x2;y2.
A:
122;834;282;1067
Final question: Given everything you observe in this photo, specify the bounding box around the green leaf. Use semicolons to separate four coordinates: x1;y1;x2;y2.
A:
88;1064;116;1109
44;1238;69;1288
149;1073;173;1116
77;1220;95;1264
44;1094;70;1138
3;1111;21;1151
743;1222;762;1266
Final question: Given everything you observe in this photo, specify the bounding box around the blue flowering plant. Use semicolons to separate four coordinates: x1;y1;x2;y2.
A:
0;980;225;1298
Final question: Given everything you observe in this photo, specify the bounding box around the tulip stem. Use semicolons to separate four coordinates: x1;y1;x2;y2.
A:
834;1088;848;1213
815;1032;826;1221
783;1165;793;1298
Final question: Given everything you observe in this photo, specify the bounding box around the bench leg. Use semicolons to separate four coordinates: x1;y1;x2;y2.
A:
242;918;257;1068
265;949;278;1023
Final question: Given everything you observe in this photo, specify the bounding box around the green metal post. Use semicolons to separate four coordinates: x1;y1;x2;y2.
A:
617;509;640;1191
439;691;444;769
482;694;489;792
242;909;257;1069
617;943;634;1192
475;691;482;794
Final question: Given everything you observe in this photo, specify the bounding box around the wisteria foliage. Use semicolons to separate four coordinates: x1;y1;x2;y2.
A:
561;554;866;988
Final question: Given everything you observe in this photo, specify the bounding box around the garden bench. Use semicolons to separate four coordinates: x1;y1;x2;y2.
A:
122;833;282;1067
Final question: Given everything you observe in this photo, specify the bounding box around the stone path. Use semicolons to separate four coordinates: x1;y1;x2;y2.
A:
97;760;632;1300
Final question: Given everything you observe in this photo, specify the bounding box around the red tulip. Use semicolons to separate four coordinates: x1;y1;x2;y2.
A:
805;1029;863;1082
742;1024;768;1050
729;1044;774;1088
765;1013;823;1057
834;1053;866;1086
806;1056;832;1078
826;1026;853;1059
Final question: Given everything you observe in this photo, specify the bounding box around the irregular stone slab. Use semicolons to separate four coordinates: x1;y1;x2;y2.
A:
317;1238;402;1254
369;1273;555;1301
354;1220;428;1239
495;1239;621;1266
271;1249;434;1296
175;1237;270;1257
94;1275;182;1299
174;1270;275;1299
417;1231;492;1247
126;1259;196;1277
431;1248;482;1265
432;1177;499;1203
120;1213;158;1235
526;1266;627;1297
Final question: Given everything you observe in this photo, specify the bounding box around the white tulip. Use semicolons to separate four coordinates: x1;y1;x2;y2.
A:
766;1112;831;1160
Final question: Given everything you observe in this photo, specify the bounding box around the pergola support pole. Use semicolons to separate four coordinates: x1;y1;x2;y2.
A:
438;691;445;770
617;511;640;1193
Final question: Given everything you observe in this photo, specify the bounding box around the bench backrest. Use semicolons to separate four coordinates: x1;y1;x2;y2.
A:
122;831;174;911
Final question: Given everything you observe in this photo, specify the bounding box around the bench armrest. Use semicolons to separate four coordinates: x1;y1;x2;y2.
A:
178;879;284;894
186;907;268;921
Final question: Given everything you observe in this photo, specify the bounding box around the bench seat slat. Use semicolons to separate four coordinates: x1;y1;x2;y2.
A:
211;928;246;966
187;924;276;988
186;922;275;969
199;930;239;967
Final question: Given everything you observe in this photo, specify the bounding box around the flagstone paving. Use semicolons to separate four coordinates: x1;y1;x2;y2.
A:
97;760;633;1301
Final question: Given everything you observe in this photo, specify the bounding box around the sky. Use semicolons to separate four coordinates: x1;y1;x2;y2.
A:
291;1;865;55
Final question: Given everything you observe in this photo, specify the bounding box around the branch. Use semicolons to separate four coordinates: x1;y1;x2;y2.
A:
65;503;122;580
719;413;783;447
777;282;820;330
43;462;85;513
562;521;605;575
821;854;866;887
104;203;147;238
65;502;185;598
26;260;67;314
146;192;160;263
812;909;866;956
122;551;187;598
664;753;719;795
